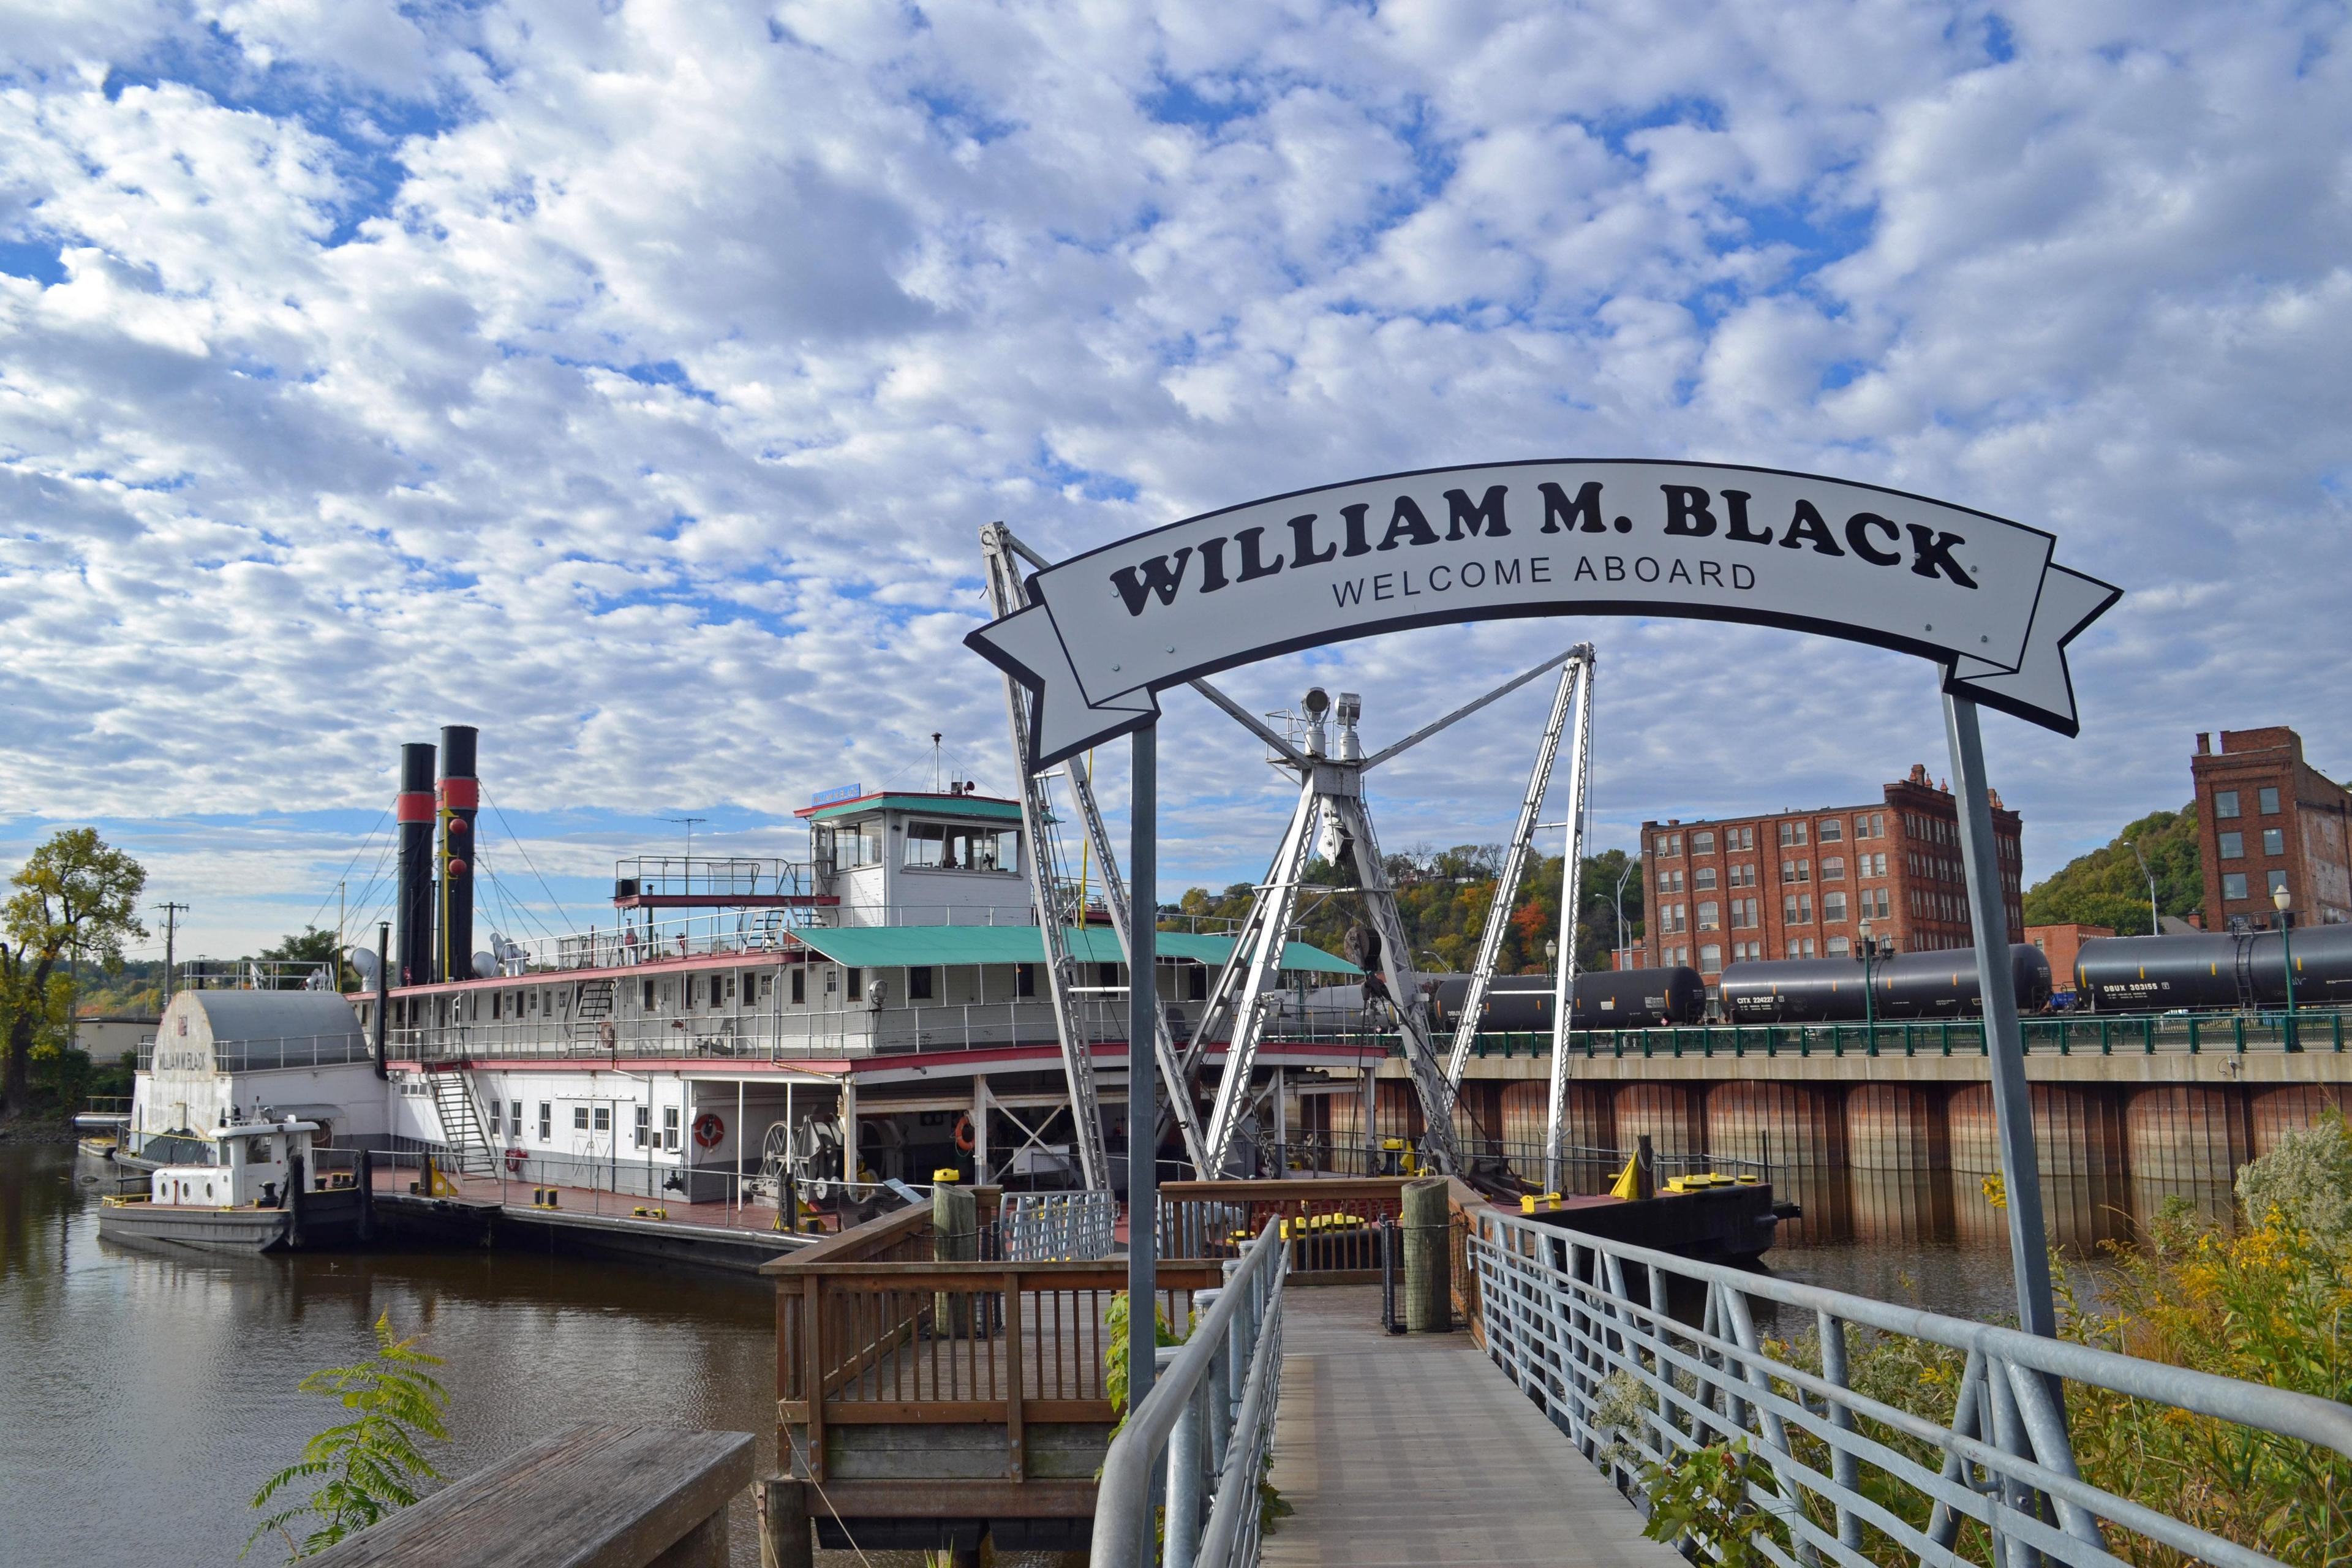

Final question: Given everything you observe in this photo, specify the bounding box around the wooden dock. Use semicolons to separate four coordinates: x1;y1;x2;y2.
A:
1263;1286;1683;1568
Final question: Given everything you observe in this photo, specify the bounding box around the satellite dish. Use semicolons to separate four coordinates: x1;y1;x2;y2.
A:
471;951;498;979
349;948;381;986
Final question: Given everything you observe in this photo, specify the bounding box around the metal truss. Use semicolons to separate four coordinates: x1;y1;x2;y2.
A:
981;523;1109;1192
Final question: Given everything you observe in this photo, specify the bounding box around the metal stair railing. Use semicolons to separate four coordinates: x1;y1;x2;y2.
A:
1466;1205;2352;1568
426;1071;497;1177
1093;1218;1289;1568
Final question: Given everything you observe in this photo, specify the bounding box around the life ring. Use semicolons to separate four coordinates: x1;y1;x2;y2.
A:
505;1148;526;1174
693;1111;725;1150
952;1113;976;1154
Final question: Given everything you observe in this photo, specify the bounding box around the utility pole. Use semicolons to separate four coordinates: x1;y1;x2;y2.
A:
158;902;190;1004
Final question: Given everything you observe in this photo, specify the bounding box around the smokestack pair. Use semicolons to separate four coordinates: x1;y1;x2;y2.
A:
392;725;480;986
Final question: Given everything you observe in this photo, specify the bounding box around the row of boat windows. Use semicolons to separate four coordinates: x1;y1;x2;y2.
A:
816;821;1022;873
478;1099;683;1151
370;959;1222;1029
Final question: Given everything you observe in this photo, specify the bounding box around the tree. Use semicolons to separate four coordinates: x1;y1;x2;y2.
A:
246;1312;451;1561
0;829;147;1117
2023;805;2203;932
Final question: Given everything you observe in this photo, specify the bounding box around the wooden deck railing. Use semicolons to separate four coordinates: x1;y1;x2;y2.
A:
764;1191;1220;1496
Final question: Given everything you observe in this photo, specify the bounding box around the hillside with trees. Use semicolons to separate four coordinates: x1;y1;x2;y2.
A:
1172;842;1643;976
2022;804;2203;933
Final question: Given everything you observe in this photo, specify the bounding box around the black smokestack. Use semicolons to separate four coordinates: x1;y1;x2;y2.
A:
439;725;480;981
396;741;437;985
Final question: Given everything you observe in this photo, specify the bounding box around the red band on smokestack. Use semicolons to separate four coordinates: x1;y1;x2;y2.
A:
396;791;435;824
437;777;480;810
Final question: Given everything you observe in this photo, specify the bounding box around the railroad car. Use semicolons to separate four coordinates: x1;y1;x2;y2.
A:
1429;967;1709;1032
2075;922;2352;1012
1719;945;2051;1023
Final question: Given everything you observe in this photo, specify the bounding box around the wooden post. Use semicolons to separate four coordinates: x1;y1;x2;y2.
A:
761;1477;814;1568
355;1148;375;1244
933;1181;976;1337
1403;1177;1449;1332
287;1152;306;1250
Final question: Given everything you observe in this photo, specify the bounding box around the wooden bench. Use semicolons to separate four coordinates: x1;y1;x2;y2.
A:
307;1422;752;1567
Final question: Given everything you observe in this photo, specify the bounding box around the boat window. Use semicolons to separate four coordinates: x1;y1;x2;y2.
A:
634;1106;650;1149
663;1106;681;1152
1016;963;1036;998
846;967;862;1002
573;1106;590;1132
907;966;934;1001
641;978;655;1011
510;1101;522;1137
486;1103;501;1136
593;1106;611;1133
791;968;805;1005
904;821;1019;873
537;1102;552;1141
816;822;884;869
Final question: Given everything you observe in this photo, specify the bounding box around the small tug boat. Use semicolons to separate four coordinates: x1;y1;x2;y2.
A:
97;1118;370;1254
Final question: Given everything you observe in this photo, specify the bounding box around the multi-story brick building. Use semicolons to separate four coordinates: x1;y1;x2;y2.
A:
2190;727;2352;931
1642;764;2024;991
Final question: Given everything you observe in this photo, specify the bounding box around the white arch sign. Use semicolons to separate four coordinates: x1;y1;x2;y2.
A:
967;460;2119;768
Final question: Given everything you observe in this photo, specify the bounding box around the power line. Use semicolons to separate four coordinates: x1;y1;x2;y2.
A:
300;805;390;933
480;782;580;932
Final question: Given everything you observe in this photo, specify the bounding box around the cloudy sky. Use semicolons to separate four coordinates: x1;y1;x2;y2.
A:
3;0;2347;963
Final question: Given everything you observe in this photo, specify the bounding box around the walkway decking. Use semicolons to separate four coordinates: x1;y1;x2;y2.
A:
1265;1287;1682;1568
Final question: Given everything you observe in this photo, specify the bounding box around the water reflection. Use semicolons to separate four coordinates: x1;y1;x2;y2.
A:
1;1144;778;1568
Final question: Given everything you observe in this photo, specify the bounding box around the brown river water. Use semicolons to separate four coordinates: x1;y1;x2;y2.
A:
3;1142;2160;1566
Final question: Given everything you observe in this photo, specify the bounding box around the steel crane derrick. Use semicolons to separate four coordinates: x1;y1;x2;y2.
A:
982;524;1210;1186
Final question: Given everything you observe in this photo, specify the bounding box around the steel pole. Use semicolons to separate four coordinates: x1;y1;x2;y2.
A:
1128;721;1159;1452
1942;692;2057;1343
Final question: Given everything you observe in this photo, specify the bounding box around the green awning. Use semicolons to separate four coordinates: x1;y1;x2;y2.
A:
799;793;1025;823
788;924;1357;976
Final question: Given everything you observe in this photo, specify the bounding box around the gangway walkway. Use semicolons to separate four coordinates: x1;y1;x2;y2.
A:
1262;1287;1679;1568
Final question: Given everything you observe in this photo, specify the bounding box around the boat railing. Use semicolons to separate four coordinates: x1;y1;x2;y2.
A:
138;1032;377;1072
175;959;339;992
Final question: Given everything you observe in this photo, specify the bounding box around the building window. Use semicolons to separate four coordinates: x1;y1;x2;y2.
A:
1693;865;1716;890
2218;832;2243;860
663;1106;681;1153
1824;892;1847;922
1729;863;1756;888
1826;935;1850;956
1662;832;1683;856
1795;938;1816;957
1697;901;1719;930
1699;943;1722;974
1732;827;1754;851
2259;786;2281;815
634;1105;650;1149
1818;818;1843;842
905;821;1021;873
538;1102;552;1141
2262;828;2285;857
1691;831;1714;854
907;966;934;1001
2268;870;2288;896
1777;820;1808;846
846;967;864;1001
573;1106;590;1132
1658;869;1684;894
2223;873;2248;901
2214;789;2240;819
1821;856;1844;880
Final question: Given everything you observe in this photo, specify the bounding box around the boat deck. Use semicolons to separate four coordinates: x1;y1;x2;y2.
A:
1265;1286;1683;1568
367;1163;832;1237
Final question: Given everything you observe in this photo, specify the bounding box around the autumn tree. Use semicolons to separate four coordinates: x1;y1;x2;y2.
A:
0;829;148;1117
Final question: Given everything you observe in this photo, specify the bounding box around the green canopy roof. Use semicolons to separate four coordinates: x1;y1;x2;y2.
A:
789;924;1357;976
798;793;1025;824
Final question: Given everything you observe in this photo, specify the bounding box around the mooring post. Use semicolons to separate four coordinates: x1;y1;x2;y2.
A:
933;1178;976;1337
1943;692;2058;1344
1403;1177;1449;1331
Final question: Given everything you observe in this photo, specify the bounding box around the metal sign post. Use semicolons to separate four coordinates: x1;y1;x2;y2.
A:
1126;721;1159;1433
1944;693;2058;1340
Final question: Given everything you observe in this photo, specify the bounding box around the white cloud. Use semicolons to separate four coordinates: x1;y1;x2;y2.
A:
1;0;2347;955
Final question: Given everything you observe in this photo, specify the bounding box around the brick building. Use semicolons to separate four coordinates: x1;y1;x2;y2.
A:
2026;924;2112;999
2190;727;2352;931
1642;764;2025;990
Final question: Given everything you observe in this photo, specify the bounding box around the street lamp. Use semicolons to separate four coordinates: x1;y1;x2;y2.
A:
1612;861;1637;970
2273;883;2299;1051
1856;919;1883;1038
2125;839;2160;937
